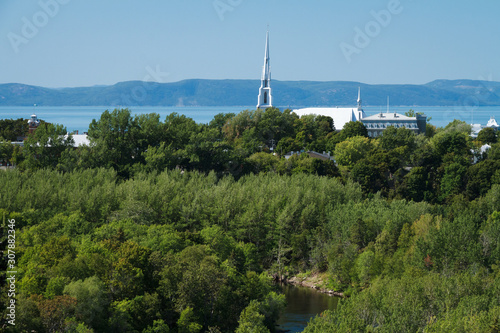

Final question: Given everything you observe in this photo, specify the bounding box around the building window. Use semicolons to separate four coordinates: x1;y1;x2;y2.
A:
264;92;268;104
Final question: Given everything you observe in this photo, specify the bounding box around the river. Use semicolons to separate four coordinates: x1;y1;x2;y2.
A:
277;285;339;332
1;105;499;133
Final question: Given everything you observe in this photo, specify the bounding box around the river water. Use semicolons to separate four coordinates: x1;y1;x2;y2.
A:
1;105;499;133
277;285;339;332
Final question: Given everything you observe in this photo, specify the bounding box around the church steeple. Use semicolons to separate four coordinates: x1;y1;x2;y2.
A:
357;87;362;111
257;30;272;109
357;87;365;120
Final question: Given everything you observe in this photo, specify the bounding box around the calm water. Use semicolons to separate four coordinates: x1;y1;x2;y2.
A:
0;106;255;133
0;105;499;133
277;285;339;333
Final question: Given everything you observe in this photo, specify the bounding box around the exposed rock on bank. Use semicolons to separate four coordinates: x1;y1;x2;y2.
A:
287;274;345;298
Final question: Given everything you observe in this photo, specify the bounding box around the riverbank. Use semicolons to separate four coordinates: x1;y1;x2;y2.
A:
287;273;345;298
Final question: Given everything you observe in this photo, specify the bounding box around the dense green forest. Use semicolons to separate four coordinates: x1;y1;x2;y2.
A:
1;107;500;332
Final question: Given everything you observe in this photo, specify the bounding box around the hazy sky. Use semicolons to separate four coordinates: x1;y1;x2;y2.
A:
1;0;500;87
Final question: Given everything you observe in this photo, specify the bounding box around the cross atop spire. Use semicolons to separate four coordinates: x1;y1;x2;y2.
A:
257;30;272;109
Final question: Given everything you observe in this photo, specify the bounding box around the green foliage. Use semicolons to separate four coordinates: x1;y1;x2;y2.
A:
351;159;386;193
45;276;70;299
246;152;280;173
142;320;170;333
88;109;157;176
21;122;73;170
8;110;500;332
66;322;96;333
143;142;178;172
64;276;109;331
379;125;416;151
487;141;500;160
0;118;30;141
276;136;302;155
481;211;500;266
443;119;472;134
259;291;287;330
183;127;237;173
477;127;498;144
356;250;375;283
466;160;500;199
334;135;373;167
425;123;437;138
235;292;285;333
339;121;368;139
431;130;472;157
403;167;433;202
10;109;486;206
277;153;339;177
2;166;366;331
177;307;202;333
305;270;500;332
236;300;270;333
439;159;468;200
0;138;15;165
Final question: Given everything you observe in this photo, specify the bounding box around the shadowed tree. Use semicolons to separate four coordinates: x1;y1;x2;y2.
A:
477;127;497;144
88;108;138;174
22;123;74;170
339;121;368;140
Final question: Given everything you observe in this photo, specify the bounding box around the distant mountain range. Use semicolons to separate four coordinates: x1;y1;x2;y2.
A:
1;79;500;107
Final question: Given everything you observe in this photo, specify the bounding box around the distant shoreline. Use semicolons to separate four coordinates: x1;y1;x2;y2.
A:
3;79;500;107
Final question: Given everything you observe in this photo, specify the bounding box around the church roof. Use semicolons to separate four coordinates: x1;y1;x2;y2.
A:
362;112;416;121
293;107;363;130
64;134;90;147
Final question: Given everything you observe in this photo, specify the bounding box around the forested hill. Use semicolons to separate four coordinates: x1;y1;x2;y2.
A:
3;108;500;331
2;79;500;107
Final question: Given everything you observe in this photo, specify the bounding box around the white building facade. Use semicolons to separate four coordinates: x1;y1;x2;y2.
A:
361;112;427;137
293;88;366;131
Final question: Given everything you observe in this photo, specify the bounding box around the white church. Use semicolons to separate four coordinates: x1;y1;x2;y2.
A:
256;32;426;135
293;88;365;131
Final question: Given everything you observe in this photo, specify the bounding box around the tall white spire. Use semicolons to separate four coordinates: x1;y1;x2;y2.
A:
257;30;272;109
357;87;362;110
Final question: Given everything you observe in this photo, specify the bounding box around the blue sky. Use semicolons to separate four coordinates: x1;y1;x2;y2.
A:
1;0;500;87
